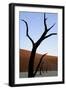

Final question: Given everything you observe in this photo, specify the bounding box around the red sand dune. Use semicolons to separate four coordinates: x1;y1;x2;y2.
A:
20;49;58;72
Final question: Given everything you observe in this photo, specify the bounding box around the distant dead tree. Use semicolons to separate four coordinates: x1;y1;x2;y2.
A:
21;13;57;77
33;53;47;76
39;58;48;75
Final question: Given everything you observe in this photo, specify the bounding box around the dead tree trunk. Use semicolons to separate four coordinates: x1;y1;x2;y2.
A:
28;46;36;77
21;13;57;77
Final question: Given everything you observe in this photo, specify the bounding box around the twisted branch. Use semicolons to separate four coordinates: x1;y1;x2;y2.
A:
21;20;35;46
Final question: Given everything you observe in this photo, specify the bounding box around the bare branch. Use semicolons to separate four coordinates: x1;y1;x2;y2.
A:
44;13;55;32
48;23;56;31
35;14;48;47
44;33;57;39
21;19;34;45
33;53;47;77
44;13;48;31
35;13;57;48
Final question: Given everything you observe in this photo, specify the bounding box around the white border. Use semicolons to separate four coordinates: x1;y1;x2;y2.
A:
15;6;63;84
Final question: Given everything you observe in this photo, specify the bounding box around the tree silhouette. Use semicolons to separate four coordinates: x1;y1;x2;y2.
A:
21;13;57;77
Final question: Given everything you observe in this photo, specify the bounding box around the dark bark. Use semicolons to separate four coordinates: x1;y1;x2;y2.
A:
39;67;42;75
28;46;36;77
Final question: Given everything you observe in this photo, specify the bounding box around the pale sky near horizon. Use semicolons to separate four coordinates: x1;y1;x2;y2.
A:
19;12;58;56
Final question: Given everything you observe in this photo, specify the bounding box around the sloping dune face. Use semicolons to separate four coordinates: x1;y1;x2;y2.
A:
20;49;58;72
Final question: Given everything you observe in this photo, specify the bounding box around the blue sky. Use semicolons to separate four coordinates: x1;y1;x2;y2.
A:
19;12;58;56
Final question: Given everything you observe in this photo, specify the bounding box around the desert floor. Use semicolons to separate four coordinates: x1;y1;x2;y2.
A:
19;71;58;78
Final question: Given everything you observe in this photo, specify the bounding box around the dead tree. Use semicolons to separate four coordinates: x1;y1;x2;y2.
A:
33;53;47;76
21;13;57;77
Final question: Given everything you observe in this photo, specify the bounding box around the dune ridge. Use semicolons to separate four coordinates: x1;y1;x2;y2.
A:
20;49;58;72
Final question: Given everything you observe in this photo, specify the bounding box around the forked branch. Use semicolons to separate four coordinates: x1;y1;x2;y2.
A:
35;13;57;47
